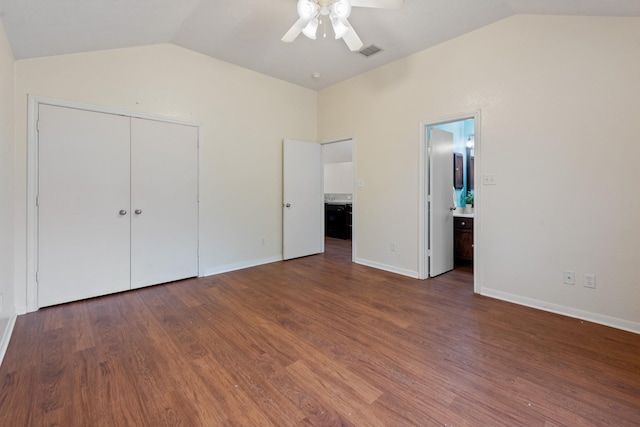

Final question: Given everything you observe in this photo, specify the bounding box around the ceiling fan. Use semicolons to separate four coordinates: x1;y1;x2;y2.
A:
282;0;404;51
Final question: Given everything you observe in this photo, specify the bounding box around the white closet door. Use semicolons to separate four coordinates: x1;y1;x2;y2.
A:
130;118;199;289
38;105;131;307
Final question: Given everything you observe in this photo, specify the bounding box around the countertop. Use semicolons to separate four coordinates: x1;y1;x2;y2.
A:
453;211;474;218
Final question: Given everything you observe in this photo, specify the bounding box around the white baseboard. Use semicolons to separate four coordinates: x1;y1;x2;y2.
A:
0;315;17;366
481;288;640;335
354;258;420;279
203;256;283;277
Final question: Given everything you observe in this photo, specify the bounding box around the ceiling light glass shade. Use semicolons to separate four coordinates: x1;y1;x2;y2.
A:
297;0;318;20
331;0;352;19
302;18;319;39
331;16;350;39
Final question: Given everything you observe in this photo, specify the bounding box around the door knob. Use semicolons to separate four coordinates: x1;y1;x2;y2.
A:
285;203;291;208
135;209;142;215
449;206;456;211
119;210;127;215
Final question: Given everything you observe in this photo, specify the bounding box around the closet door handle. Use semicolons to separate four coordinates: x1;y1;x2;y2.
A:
135;209;142;215
119;210;127;216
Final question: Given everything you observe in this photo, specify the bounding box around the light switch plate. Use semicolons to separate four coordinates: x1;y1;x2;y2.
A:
483;174;496;185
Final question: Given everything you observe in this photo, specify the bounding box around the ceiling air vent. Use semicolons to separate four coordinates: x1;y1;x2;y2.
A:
358;44;383;58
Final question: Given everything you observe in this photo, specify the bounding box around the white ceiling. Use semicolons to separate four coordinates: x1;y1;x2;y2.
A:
1;0;639;90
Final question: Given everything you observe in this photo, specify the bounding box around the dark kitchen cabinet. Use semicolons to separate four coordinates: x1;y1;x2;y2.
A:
325;203;352;239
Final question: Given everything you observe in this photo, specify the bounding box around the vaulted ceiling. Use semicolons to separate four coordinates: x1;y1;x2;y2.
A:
1;0;639;90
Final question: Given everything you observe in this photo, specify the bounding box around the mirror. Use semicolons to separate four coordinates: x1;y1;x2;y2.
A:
454;153;464;189
466;146;474;191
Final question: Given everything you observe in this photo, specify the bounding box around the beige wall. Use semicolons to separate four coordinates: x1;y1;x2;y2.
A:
14;44;317;312
0;21;15;320
8;15;640;332
318;15;640;332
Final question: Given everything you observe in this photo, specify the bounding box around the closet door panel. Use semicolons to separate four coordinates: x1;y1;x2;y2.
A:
130;118;198;289
38;105;131;307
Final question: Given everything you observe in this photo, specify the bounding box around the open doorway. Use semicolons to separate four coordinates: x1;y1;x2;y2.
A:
419;114;479;291
322;139;354;260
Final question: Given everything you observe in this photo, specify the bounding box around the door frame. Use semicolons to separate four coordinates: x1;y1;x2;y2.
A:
26;95;202;312
321;137;356;262
418;111;480;293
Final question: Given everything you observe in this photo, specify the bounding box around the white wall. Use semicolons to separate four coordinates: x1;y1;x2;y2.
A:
0;21;15;323
14;44;317;312
318;15;640;332
324;163;354;194
324;139;354;194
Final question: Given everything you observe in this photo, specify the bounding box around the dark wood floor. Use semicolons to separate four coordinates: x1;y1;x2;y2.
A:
1;238;639;426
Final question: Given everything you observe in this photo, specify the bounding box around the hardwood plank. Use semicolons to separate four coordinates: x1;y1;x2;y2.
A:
0;238;639;426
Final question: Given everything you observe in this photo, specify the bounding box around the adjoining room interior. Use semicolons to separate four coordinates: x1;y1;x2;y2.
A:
429;118;475;276
323;138;354;255
0;1;639;425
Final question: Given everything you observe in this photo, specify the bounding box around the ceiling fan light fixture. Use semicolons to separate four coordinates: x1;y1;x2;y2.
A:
330;16;350;39
302;18;319;39
331;0;352;19
283;0;404;48
297;0;318;20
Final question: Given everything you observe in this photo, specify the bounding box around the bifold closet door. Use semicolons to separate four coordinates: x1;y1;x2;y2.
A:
38;105;131;307
130;118;198;289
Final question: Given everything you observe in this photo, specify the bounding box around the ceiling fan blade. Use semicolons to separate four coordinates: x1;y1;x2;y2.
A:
350;0;403;9
282;17;309;42
342;26;363;51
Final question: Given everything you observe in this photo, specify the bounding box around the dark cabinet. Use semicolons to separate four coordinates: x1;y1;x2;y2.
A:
325;203;352;239
454;217;474;265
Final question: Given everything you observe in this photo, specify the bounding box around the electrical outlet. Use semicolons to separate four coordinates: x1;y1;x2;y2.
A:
563;271;575;285
584;274;596;289
390;243;396;252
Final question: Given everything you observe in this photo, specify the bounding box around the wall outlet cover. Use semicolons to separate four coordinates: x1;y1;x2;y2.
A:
563;271;575;285
584;274;596;289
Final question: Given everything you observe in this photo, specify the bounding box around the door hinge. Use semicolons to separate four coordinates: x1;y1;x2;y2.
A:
35;271;39;283
36;195;39;207
427;195;432;203
428;249;432;257
37;120;41;132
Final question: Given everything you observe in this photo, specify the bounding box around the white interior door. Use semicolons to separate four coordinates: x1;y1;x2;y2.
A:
38;104;131;307
283;139;324;260
130;118;199;289
429;128;455;277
